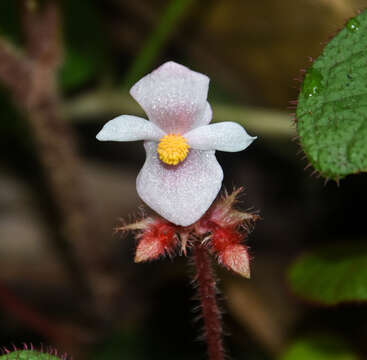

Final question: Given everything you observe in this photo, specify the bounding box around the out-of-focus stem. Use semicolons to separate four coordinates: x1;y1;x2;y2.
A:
123;0;194;86
193;242;225;360
0;39;29;99
0;1;112;315
0;281;58;338
62;89;295;139
25;69;99;296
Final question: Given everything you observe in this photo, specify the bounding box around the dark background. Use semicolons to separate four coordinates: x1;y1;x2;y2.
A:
0;0;366;359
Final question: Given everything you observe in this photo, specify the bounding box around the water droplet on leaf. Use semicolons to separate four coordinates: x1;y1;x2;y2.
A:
346;18;360;32
302;67;324;98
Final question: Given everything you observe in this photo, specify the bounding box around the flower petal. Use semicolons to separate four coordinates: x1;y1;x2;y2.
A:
200;102;213;127
96;115;164;142
185;122;256;152
137;141;223;226
130;61;209;134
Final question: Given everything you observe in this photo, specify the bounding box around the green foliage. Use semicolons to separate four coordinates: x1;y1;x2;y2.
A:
280;335;358;360
60;47;99;91
0;1;21;43
288;243;367;305
0;351;62;360
0;0;106;91
90;326;203;360
296;10;367;180
124;0;194;87
59;0;106;90
90;329;145;360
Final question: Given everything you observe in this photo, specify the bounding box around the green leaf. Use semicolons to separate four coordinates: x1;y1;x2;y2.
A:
123;0;194;87
59;0;106;90
59;47;100;90
0;350;62;360
280;335;358;360
296;10;367;180
288;243;367;305
91;329;144;360
0;1;21;44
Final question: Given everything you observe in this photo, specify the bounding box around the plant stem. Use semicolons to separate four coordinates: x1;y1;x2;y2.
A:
0;1;114;317
62;89;295;139
123;0;194;87
193;242;225;360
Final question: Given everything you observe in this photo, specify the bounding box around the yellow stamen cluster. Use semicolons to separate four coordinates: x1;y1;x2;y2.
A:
157;134;190;165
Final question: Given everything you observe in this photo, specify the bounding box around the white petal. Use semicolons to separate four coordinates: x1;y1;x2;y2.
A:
96;115;164;142
199;102;213;127
185;122;256;152
137;141;223;226
130;61;210;134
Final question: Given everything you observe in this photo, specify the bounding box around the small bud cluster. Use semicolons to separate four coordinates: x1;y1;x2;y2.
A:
117;188;259;278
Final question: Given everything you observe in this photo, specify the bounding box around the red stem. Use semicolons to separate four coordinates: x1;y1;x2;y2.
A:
0;282;60;340
193;242;225;360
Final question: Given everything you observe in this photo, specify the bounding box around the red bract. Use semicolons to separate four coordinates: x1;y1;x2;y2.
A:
116;188;258;360
206;188;243;227
219;243;250;279
118;189;258;277
116;218;178;262
211;227;250;278
135;220;178;262
211;226;242;252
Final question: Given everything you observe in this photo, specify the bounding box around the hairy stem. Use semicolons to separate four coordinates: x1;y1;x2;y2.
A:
193;242;225;360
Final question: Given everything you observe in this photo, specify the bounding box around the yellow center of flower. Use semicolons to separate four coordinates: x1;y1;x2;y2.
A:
157;134;190;165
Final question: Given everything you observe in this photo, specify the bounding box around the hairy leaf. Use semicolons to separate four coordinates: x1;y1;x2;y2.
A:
288;243;367;305
0;350;62;360
296;11;367;180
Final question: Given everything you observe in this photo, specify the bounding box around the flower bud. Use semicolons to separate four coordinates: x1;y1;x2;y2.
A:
220;244;250;279
197;188;259;233
211;227;250;278
134;220;178;262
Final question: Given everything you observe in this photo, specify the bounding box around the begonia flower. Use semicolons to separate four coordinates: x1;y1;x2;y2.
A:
97;61;255;226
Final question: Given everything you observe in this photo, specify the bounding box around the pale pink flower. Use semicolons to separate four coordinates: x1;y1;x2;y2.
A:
97;62;255;226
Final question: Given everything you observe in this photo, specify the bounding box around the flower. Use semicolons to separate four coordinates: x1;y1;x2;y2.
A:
133;218;178;263
117;188;259;278
96;61;255;226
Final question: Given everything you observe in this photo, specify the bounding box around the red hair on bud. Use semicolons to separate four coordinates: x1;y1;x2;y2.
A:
211;227;250;278
220;243;250;279
135;220;178;262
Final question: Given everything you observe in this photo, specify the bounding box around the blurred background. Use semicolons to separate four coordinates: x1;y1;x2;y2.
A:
1;0;367;359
